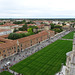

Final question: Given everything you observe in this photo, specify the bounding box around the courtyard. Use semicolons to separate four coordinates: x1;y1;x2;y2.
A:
10;40;72;75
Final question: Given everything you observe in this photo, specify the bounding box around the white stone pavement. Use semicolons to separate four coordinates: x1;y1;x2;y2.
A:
56;66;66;75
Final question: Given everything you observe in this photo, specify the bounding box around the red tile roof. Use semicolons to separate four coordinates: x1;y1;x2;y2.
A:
16;31;28;33
0;29;11;32
17;31;48;43
0;23;16;27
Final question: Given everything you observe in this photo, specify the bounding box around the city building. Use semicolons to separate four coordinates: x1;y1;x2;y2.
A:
0;29;12;36
0;30;55;60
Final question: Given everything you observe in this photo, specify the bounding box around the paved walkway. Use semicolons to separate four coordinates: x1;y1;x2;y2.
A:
60;38;73;41
8;69;18;75
56;65;66;75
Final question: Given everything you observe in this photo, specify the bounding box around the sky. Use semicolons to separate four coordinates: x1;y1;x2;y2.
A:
0;0;75;18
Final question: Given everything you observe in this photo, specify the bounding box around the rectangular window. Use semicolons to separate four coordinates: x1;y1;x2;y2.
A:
21;48;22;51
3;50;5;52
14;50;16;52
4;54;6;57
14;46;16;49
21;44;22;47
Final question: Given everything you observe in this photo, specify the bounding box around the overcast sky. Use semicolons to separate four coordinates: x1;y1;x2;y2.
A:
0;0;75;18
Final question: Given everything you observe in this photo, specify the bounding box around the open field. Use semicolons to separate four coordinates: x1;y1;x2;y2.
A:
10;40;72;75
62;31;75;39
0;71;13;75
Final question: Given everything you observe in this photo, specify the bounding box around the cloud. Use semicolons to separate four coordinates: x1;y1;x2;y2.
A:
0;0;75;18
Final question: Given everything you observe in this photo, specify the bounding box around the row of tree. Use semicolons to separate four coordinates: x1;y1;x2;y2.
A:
50;23;63;33
8;32;34;40
0;22;4;25
13;20;25;24
13;20;35;24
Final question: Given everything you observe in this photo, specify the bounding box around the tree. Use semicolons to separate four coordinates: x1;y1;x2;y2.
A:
13;28;18;32
21;33;26;37
54;25;62;28
18;24;28;31
0;22;4;25
8;32;35;40
13;21;23;24
18;27;23;31
27;28;33;33
53;28;63;34
50;23;55;29
8;33;22;40
22;24;28;31
62;23;66;26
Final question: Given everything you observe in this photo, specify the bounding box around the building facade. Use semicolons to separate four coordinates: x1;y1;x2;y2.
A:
0;30;55;60
0;29;12;36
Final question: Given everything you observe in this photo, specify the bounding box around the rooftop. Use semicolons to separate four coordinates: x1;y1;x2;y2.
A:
0;29;11;32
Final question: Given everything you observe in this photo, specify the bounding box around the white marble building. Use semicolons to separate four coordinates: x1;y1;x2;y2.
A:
0;29;12;36
65;33;75;75
56;32;75;75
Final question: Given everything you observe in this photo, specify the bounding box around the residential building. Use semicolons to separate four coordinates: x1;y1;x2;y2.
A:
0;30;55;60
0;29;12;36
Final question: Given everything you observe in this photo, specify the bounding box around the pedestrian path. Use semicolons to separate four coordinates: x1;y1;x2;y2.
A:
60;38;73;41
8;68;23;75
56;66;66;75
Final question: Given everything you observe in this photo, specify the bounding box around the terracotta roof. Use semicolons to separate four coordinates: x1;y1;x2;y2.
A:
0;29;11;32
0;23;16;27
16;31;28;33
63;25;70;28
44;24;50;26
27;24;37;26
0;34;9;38
19;24;24;26
17;31;48;43
37;24;45;28
0;38;17;49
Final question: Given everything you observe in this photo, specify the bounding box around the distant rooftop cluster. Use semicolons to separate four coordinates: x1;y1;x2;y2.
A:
0;19;75;61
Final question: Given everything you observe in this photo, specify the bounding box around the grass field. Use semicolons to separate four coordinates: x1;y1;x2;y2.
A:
62;31;75;39
0;71;13;75
10;40;72;75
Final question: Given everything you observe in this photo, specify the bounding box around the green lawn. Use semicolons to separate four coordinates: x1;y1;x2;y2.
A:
0;71;13;75
10;40;72;75
62;31;75;39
